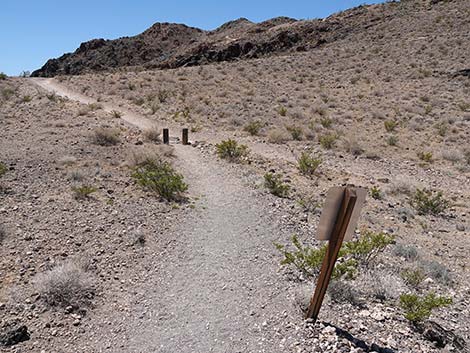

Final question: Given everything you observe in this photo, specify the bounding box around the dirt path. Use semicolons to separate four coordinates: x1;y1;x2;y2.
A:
30;78;296;352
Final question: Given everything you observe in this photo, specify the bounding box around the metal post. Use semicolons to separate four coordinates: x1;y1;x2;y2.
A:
163;128;169;145
182;128;189;145
306;187;358;322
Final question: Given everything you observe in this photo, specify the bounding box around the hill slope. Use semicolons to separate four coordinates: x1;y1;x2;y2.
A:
31;0;462;77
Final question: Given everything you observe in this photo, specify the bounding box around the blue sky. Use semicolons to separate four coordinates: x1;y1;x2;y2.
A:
0;0;384;76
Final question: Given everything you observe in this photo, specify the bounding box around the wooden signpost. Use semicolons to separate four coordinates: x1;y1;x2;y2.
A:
306;186;366;322
163;128;170;144
182;128;189;145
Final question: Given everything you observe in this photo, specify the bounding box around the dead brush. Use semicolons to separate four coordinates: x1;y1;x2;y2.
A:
34;260;95;308
143;125;161;143
91;127;121;146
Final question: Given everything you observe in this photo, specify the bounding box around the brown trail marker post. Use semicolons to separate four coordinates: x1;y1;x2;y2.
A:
163;128;170;145
306;186;367;322
182;128;189;145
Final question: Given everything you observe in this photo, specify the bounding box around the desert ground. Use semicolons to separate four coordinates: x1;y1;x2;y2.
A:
1;0;469;352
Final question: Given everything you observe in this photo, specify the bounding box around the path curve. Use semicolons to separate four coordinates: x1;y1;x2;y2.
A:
30;78;296;353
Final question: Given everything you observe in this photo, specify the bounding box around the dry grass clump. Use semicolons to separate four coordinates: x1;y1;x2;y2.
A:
143;125;161;142
57;155;77;166
343;137;364;156
359;270;407;301
388;176;417;195
267;128;290;144
35;260;95;308
91;127;121;146
126;145;174;168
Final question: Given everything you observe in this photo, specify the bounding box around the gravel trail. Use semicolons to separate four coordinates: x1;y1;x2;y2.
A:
30;78;295;353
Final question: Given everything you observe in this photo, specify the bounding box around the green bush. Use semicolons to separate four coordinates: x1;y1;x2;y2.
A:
72;185;97;200
410;189;449;215
387;135;398;146
216;139;248;162
297;152;321;176
399;293;452;324
417;151;433;163
320;117;333;128
286;125;303;141
384;120;398;132
275;231;394;279
0;72;7;80
132;160;188;201
401;269;425;287
278;106;287;116
319;133;338;149
244;121;263;136
264;173;289;198
0;162;7;177
370;186;382;200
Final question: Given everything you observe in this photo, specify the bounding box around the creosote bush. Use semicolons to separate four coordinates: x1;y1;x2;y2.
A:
91;127;121;146
319;133;338;149
286;125;303;141
35;261;95;308
0;162;7;177
72;185;97;200
0;72;7;80
370;186;382;200
132;160;188;201
410;188;449;215
384;120;398;132
244;121;263;136
417;151;433;163
297;152;321;176
264;173;289;198
275;231;394;279
215;139;248;162
399;293;452;324
401;268;425;288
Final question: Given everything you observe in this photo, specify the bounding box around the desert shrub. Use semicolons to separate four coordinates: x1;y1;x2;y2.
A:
319;133;338;149
143;126;161;143
72;185;96;200
275;231;394;279
343;138;364;156
126;146;174;168
132;160;187;201
384;120;398;132
370;186;382;200
0;162;7;177
243;121;263;136
286;125;303;141
0;72;7;80
320;117;333;128
111;110;122;119
399;293;452;324
401;268;425;287
22;95;32;103
158;89;171;103
420;260;452;285
417;151;433;163
215;139;248;162
278;106;287;116
393;243;419;261
35;261;95;308
58;155;77;166
149;101;160;114
297;152;321;176
410;189;449;215
1;87;16;100
389;176;416;195
361;270;406;301
69;170;85;182
267;128;290;144
435;122;448;137
328;281;361;305
441;149;462;163
387;135;398;146
264;173;289;198
91;128;120;146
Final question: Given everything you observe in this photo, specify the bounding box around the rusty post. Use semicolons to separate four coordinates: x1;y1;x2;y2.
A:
306;187;358;322
182;128;189;145
163;128;169;145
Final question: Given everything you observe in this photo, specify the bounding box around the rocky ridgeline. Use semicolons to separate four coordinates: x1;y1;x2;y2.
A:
31;0;451;77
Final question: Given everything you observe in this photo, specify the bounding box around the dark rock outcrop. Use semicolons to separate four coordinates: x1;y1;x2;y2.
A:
0;322;30;347
31;1;431;77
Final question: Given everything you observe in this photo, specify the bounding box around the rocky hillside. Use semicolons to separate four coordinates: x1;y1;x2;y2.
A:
31;0;462;77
